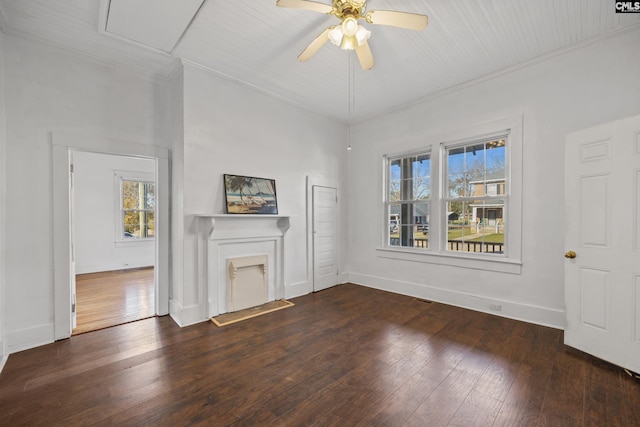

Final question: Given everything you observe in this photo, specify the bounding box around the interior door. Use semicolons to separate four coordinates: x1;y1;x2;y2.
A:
564;113;640;373
313;185;338;292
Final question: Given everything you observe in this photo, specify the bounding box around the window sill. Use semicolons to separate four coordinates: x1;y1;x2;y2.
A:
115;239;155;248
376;247;522;274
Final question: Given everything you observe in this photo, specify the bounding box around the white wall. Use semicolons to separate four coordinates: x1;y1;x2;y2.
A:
73;151;155;274
3;35;167;353
170;63;347;325
347;29;640;328
0;29;7;365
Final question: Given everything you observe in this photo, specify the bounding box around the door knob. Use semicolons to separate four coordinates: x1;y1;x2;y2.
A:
564;250;577;259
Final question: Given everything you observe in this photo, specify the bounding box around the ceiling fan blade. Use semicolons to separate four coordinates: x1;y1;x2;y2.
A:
276;0;333;14
355;41;375;70
298;27;332;62
365;10;428;31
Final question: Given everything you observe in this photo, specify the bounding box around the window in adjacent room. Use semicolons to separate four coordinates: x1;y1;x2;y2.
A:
115;172;155;241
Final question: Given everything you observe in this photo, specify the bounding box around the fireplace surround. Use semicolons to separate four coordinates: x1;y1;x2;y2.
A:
196;214;290;317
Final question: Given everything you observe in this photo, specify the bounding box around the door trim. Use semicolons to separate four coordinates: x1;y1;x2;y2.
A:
306;176;340;293
52;132;169;340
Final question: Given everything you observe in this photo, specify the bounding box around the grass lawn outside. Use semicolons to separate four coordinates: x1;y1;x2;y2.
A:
446;227;474;240
389;226;504;243
469;233;504;243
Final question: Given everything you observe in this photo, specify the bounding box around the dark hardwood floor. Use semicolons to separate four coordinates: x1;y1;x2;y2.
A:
1;284;638;426
73;267;155;335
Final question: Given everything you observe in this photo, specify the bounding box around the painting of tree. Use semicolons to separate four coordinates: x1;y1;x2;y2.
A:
224;174;278;214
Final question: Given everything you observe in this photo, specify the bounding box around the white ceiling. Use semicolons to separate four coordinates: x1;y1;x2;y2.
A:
0;0;638;123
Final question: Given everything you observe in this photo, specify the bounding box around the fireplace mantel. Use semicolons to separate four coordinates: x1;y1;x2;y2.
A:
195;214;290;239
195;214;290;317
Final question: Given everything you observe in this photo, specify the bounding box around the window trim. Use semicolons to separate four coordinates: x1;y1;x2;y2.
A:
114;170;155;246
377;115;523;274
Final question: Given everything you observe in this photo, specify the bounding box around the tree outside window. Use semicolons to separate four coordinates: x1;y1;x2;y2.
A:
122;180;155;239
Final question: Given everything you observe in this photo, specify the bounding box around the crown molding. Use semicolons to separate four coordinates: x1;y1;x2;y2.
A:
353;23;640;125
181;58;347;125
0;28;175;84
166;58;184;81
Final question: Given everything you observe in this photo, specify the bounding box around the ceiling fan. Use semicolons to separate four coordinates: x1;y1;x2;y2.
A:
276;0;428;70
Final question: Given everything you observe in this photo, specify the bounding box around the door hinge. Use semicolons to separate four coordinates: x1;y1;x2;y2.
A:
70;163;74;173
72;294;76;313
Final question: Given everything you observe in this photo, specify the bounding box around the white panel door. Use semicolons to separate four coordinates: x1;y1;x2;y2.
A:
565;114;640;373
313;186;338;292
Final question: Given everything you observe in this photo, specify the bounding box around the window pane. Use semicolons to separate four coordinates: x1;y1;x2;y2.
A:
146;211;155;237
447;139;506;199
389;179;401;202
388;202;430;249
389;159;401;202
123;210;141;238
122;181;141;209
446;200;505;254
145;183;155;210
414;202;429;249
412;155;431;200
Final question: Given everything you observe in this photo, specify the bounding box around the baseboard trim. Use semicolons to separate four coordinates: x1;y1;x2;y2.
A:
76;263;154;275
286;281;310;299
0;339;6;374
348;272;565;330
0;354;7;374
181;303;206;327
169;299;184;326
7;323;55;354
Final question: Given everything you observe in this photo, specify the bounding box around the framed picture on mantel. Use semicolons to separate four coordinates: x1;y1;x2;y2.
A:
223;174;278;214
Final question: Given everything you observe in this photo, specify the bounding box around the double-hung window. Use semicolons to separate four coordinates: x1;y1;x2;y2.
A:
115;171;155;242
387;152;431;249
444;136;507;254
382;117;522;272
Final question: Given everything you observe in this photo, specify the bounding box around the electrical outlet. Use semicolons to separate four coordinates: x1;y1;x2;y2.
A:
489;304;502;311
123;263;129;268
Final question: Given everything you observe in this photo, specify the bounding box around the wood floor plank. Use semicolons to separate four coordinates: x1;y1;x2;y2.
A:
1;283;639;426
74;267;155;335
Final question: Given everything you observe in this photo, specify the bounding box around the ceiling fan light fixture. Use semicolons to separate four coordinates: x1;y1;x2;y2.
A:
329;26;344;46
355;25;370;46
334;20;369;50
340;34;357;50
342;16;358;35
279;0;429;70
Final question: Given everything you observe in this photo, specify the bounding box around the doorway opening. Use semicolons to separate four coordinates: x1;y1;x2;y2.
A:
70;151;157;335
52;133;169;341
